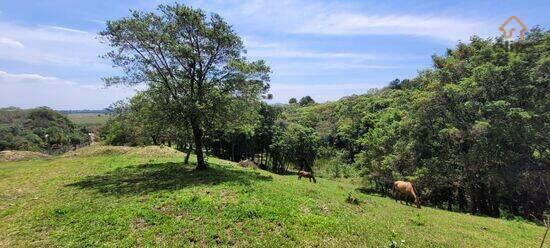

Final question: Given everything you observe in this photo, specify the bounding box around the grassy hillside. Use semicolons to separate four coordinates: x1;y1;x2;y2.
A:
0;145;545;247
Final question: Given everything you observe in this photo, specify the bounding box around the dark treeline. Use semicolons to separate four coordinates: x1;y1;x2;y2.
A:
102;28;549;221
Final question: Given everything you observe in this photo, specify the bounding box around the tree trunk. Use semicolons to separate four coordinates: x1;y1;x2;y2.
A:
231;142;235;161
259;150;264;168
489;187;500;217
470;185;479;214
458;187;466;212
184;143;192;165
447;188;454;211
479;184;491;216
265;151;270;169
191;120;207;170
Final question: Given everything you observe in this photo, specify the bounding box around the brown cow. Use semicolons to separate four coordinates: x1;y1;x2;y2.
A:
298;170;317;183
393;180;421;208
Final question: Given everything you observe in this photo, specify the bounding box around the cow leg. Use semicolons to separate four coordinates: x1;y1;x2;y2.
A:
298;175;302;180
309;177;312;182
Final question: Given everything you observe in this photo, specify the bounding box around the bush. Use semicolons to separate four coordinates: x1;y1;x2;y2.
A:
0;107;88;153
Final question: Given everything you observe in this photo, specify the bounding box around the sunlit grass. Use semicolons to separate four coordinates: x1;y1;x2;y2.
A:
0;146;545;247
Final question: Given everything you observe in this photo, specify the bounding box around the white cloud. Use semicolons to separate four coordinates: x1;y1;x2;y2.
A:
244;36;376;60
42;25;89;34
0;37;24;48
190;0;495;42
295;13;492;41
0;70;135;109
0;70;60;81
0;22;105;66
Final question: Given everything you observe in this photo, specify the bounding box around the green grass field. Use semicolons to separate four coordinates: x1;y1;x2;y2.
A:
66;113;109;125
0;145;546;247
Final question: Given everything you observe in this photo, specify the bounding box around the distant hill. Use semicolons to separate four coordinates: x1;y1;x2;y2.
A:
58;109;110;115
0;107;90;153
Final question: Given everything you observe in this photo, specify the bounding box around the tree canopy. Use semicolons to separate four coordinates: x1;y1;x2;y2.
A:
299;96;316;106
101;4;270;169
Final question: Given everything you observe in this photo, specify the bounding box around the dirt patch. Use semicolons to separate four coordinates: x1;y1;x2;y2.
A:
127;146;182;157
62;145;132;157
300;205;310;214
131;217;148;229
0;150;49;162
318;204;331;215
238;159;258;169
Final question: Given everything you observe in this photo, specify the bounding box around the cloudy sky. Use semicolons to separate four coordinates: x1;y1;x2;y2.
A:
0;0;547;109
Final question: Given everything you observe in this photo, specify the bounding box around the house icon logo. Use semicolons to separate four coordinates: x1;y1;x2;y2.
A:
499;16;527;40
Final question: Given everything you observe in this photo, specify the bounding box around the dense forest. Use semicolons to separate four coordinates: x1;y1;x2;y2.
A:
102;27;549;221
0;107;91;153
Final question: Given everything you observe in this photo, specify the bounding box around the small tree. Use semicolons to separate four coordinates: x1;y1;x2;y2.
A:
388;78;401;89
101;4;270;170
299;96;315;106
285;123;319;171
288;98;297;104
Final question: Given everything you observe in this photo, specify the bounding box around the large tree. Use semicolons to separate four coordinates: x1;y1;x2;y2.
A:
101;4;270;169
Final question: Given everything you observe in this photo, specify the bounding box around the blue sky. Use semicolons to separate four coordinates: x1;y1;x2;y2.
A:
0;0;548;109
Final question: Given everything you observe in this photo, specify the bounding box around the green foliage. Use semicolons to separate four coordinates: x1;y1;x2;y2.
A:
101;3;270;169
408;213;426;226
266;122;320;172
298;96;316;106
314;148;358;178
98;27;548;220
279;28;550;220
283;123;319;170
100;93;187;147
0;107;89;153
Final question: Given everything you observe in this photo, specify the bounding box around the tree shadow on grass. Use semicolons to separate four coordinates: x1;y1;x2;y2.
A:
66;162;272;196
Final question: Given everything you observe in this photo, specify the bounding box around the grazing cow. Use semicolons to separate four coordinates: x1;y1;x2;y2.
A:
393;180;421;208
298;170;317;183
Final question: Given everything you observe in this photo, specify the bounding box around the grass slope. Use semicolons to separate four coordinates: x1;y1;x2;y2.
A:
0;146;545;247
